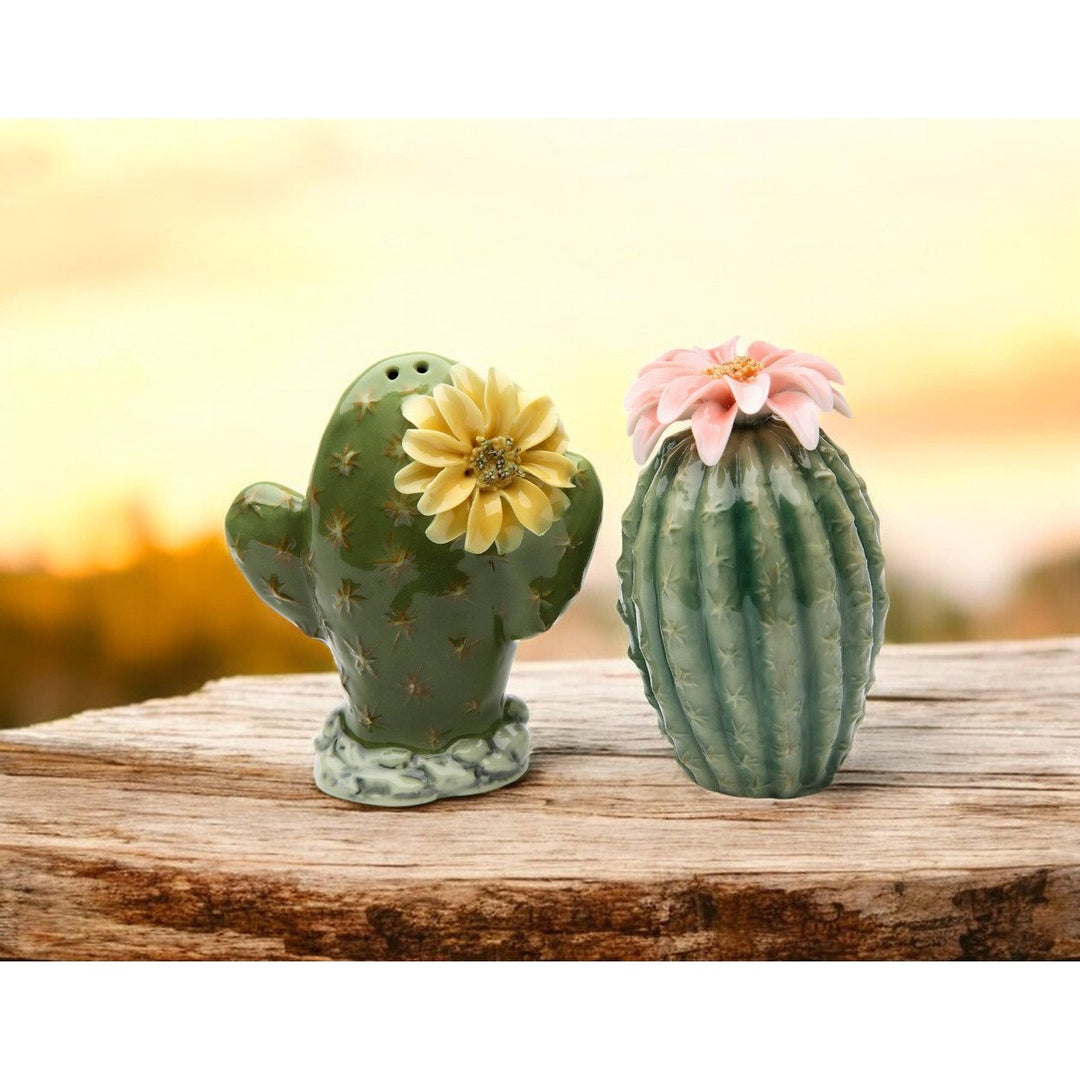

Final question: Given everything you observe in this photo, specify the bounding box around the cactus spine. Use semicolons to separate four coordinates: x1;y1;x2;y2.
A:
617;419;887;798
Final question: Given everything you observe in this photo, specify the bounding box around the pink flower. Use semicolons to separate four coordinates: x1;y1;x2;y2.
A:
625;336;851;466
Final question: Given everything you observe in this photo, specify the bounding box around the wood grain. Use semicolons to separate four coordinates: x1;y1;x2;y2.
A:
2;638;1079;959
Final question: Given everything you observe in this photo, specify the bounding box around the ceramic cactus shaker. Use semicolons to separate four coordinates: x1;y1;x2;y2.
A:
617;337;887;798
226;353;602;806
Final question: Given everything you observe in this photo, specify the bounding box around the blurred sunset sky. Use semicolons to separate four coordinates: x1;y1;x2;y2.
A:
3;119;1079;606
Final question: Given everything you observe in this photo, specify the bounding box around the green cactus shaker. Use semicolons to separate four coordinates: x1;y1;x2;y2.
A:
227;354;602;806
618;337;887;798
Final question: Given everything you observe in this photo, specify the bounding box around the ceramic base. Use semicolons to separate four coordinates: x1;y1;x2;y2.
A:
313;696;531;807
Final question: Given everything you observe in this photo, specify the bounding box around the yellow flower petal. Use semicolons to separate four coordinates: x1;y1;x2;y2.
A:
520;449;575;488
449;363;486;408
433;384;485;446
402;428;469;467
547;487;571;518
465;488;504;553
417;464;477;515
495;521;524;554
401;394;452;435
425;500;470;544
484;368;520;438
394;460;440;494
499;477;554;536
531;422;570;455
509;395;559;450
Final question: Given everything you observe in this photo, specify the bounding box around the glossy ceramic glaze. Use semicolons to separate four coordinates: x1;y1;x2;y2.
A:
617;419;887;798
226;353;603;806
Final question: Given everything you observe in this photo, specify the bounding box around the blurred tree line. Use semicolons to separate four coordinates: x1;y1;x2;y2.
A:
1;535;1078;729
0;536;330;729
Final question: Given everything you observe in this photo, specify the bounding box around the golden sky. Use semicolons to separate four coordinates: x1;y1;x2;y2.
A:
2;120;1078;602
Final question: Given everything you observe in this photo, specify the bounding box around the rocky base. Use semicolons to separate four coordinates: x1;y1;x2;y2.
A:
313;697;531;807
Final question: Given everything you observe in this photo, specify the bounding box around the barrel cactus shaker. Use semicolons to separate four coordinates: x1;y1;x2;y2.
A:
617;338;887;798
226;354;602;806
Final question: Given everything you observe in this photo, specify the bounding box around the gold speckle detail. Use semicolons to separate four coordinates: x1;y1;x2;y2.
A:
376;542;415;585
401;673;434;702
463;699;482;715
529;583;552;606
448;635;480;660
352;391;378;422
274;536;297;561
356;705;382;731
264;574;295;603
345;637;377;676
382;495;418;527
423;726;448;748
382;434;406;461
443;578;471;602
236;492;263;516
387;606;417;649
330;444;361;477
323;508;354;551
334;579;366;612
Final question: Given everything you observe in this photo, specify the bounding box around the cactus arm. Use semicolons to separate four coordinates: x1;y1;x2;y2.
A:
501;452;604;642
535;452;604;631
225;482;321;638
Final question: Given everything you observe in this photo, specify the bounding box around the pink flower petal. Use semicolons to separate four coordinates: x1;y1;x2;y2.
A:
650;348;682;366
627;365;686;396
644;348;704;370
626;399;648;432
624;372;671;413
724;372;771;415
657;374;712;424
746;340;777;362
678;346;715;367
626;397;657;435
691;400;738;466
761;351;795;371
832;388;853;417
624;358;706;414
768;351;844;384
767;389;821;450
768;366;834;410
707;337;739;364
631;413;666;465
635;352;706;380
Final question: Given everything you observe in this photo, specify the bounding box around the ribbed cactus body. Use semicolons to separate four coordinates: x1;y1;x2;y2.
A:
226;353;602;803
617;419;887;798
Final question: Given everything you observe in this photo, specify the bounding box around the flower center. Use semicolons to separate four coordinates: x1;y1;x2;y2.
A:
705;355;762;382
468;435;523;490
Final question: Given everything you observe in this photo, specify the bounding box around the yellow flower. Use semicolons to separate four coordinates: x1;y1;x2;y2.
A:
394;365;576;554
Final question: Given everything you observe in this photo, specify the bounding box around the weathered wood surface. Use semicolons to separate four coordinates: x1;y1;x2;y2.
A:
2;638;1078;960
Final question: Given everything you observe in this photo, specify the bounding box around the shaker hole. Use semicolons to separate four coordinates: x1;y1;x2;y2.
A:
386;367;399;380
415;361;429;373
